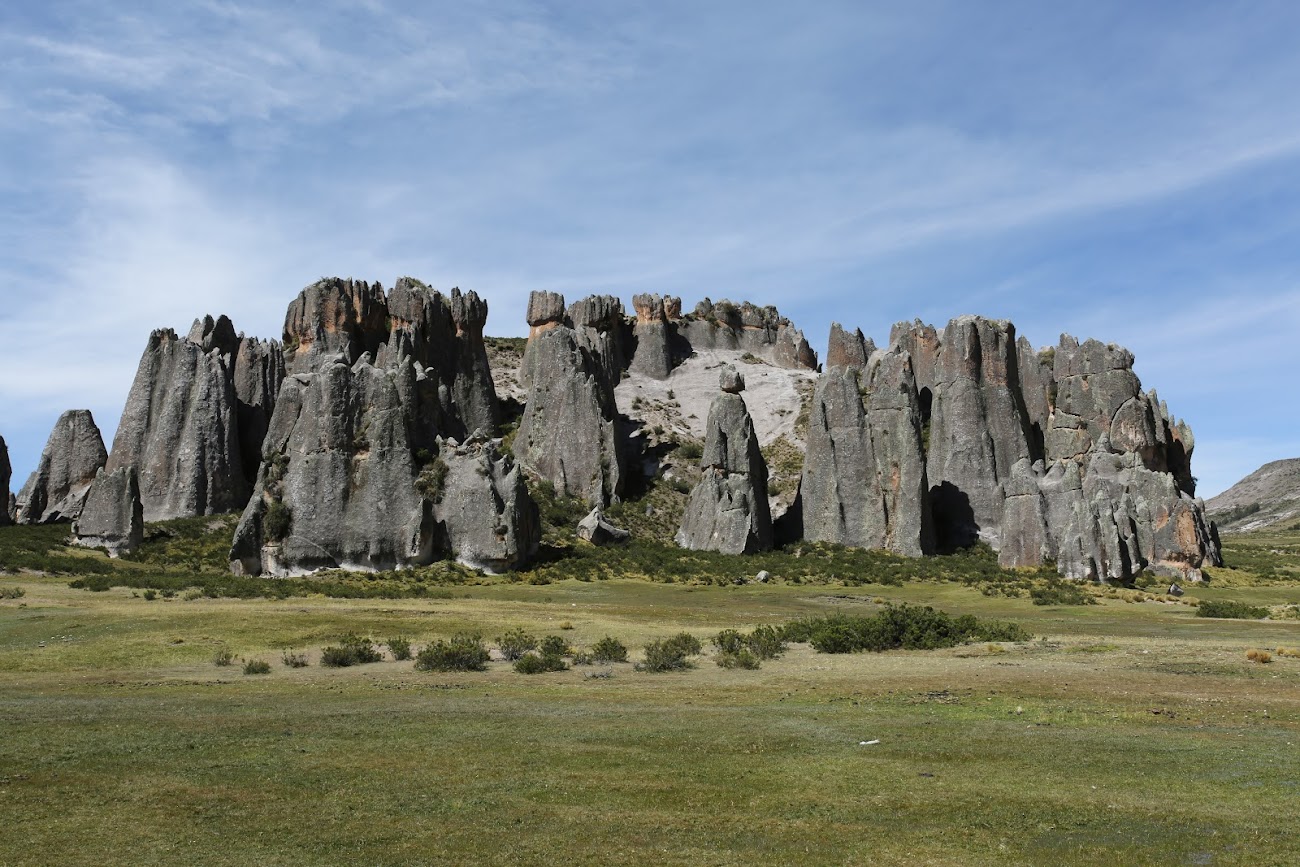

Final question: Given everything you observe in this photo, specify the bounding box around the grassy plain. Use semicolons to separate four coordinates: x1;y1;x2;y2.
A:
1;521;1298;866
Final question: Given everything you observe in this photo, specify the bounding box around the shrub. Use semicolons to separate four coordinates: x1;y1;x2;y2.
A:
142;589;157;601
415;458;450;503
539;635;572;658
591;635;628;663
1197;600;1268;620
415;633;490;672
677;441;703;461
514;651;569;674
213;648;234;667
747;625;786;659
717;648;761;670
243;659;271;675
1276;646;1300;658
496;628;538;661
713;629;746;655
387;637;413;661
788;605;1029;654
264;500;292;542
1246;649;1273;664
0;586;26;600
637;634;703;672
1029;581;1095;606
559;621;574;630
281;650;309;668
321;633;383;667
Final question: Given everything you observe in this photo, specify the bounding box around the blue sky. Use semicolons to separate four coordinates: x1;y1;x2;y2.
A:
2;0;1299;497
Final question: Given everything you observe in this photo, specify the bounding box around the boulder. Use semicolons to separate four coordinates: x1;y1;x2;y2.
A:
16;410;107;524
577;506;631;545
526;290;566;332
0;435;10;527
676;366;772;553
106;325;248;521
515;321;625;505
73;467;144;557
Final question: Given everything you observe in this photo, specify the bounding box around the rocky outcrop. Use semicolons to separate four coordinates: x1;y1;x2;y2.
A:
106;322;247;521
677;299;818;370
676;366;772;553
283;277;389;374
924;316;1034;549
73;467;143;557
230;353;538;576
801;340;933;556
889;320;941;393
577;506;630;545
825;323;874;371
630;293;676;379
434;436;539;572
16;410;107;524
0;436;12;526
515;292;625;505
233;336;285;483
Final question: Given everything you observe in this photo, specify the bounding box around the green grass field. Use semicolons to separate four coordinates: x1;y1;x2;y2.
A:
1;519;1298;866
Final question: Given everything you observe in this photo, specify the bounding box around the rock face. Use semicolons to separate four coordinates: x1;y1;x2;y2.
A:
106;321;248;522
801;339;933;556
73;467;144;557
577;506;631;545
230;354;537;576
515;292;626;505
283;277;389;374
676;366;772;553
0;436;10;526
233;336;286;483
676;299;818;370
16;410;107;524
630;293;676;379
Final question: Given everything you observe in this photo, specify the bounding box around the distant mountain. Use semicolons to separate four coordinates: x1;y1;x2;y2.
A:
1206;459;1300;534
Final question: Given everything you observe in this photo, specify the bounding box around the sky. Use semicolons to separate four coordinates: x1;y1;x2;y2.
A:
2;0;1299;498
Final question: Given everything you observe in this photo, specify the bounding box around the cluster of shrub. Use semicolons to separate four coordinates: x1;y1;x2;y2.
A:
1196;599;1269;620
779;604;1029;653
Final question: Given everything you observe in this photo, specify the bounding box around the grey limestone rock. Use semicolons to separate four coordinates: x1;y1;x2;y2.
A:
283;277;389;374
676;379;772;554
889;320;941;393
526;290;566;329
73;466;144;557
719;364;745;394
924;316;1033;549
16;410;107;524
577;506;630;545
0;435;10;527
106;326;248;521
515;318;625;506
630;293;675;379
675;298;818;370
434;437;540;572
825;323;873;371
997;459;1053;569
233;336;285;483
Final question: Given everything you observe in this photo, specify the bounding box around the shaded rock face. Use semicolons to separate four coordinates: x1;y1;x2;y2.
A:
800;345;933;556
16;410;107;524
73;467;143;557
924;316;1033;549
0;436;10;527
676;367;772;553
577;506;630;545
515;313;625;505
106;325;248;522
230;355;537;576
233;337;286;484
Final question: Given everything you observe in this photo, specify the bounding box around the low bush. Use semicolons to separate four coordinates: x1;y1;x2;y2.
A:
321;634;383;667
212;648;234;666
637;633;704;672
1276;646;1300;658
264;500;292;542
514;651;569;674
1029;581;1095;606
415;634;490;672
281;650;309;668
713;625;786;660
591;636;629;663
387;637;413;661
243;659;271;675
785;604;1029;654
716;648;761;670
142;589;157;601
496;626;538;660
1246;649;1273;664
539;635;571;658
1196;600;1268;619
0;585;26;599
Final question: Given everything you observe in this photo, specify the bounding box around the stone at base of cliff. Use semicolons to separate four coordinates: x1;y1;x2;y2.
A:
577;507;630;545
73;467;144;558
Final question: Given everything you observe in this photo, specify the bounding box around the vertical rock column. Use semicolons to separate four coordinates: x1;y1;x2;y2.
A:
73;467;144;557
16;410;108;524
676;366;773;554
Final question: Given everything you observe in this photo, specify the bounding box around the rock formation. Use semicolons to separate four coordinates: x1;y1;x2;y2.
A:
801;337;933;556
515;291;626;505
106;319;248;521
825;322;875;371
233;336;286;483
676;299;818;370
676;366;772;553
630;293;677;379
230;353;537;576
283;277;389;374
577;506;630;545
0;435;11;527
16;410;107;524
73;467;144;557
